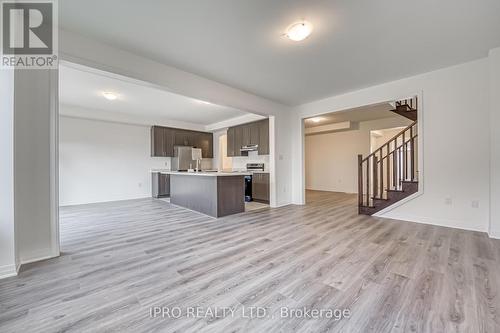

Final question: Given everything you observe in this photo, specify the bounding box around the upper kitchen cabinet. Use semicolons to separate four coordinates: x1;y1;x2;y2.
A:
163;127;175;157
250;122;260;145
226;118;269;156
151;126;213;158
151;126;167;157
174;129;191;147
241;124;251;147
233;125;243;157
258;119;269;155
227;127;235;157
197;132;213;158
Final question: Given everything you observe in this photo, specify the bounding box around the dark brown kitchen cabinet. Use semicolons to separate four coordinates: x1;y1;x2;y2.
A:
252;172;270;203
258;119;269;155
233;125;243;156
174;129;191;147
151;126;166;156
163;128;174;156
227;127;235;157
151;126;213;158
197;132;213;158
241;124;251;147
250;122;260;145
226;118;269;156
152;172;170;198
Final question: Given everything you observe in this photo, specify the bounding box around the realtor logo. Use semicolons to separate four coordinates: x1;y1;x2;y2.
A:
1;0;58;68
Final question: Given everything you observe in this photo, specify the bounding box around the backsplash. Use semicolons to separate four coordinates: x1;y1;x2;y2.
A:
152;157;213;170
231;151;270;171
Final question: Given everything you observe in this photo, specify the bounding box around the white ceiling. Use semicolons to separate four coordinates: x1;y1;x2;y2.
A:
304;102;400;128
59;64;249;126
60;0;500;105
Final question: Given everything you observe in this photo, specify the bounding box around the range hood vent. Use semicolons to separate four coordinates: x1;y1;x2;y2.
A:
240;144;258;152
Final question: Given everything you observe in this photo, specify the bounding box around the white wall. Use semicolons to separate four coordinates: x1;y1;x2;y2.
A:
371;127;406;152
305;118;410;193
0;70;17;278
59;116;173;206
212;129;227;171
293;58;491;233
490;47;500;238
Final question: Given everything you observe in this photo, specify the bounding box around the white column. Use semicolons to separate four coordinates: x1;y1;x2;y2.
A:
0;69;17;278
13;69;59;265
490;47;500;239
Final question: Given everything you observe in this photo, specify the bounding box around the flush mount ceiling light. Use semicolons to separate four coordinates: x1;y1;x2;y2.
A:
309;117;323;123
102;92;118;100
196;99;212;105
285;21;313;41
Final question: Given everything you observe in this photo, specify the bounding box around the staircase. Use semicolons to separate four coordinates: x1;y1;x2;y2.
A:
358;97;419;215
391;98;417;121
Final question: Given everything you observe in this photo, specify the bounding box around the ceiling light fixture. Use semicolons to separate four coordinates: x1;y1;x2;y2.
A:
102;92;118;100
285;21;313;41
197;100;212;105
309;117;323;123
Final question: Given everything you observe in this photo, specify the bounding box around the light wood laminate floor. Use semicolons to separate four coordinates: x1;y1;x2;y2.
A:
1;191;499;332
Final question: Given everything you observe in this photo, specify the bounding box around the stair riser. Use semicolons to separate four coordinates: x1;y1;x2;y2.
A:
359;183;418;215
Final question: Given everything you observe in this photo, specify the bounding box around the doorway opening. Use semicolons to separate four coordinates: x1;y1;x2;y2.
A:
303;98;420;214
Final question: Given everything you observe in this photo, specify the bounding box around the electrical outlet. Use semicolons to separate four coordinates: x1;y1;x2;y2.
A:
472;200;479;208
445;197;452;205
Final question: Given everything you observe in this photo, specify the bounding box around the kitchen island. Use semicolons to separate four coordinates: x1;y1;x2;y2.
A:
159;171;250;218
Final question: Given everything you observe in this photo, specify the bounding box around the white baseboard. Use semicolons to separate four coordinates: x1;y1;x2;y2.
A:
378;213;487;234
271;201;293;208
60;195;151;207
19;248;59;265
0;264;18;279
489;230;500;239
0;248;59;280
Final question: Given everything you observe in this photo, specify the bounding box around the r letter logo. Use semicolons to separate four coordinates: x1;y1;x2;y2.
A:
1;0;58;68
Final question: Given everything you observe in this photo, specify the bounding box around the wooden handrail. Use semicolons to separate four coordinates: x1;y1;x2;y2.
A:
373;134;418;164
358;97;419;211
361;121;417;163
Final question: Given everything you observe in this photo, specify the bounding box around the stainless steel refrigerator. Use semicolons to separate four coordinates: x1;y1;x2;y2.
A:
172;146;195;171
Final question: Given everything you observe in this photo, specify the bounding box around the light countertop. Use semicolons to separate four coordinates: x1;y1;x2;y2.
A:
232;170;269;174
150;169;171;173
157;171;251;177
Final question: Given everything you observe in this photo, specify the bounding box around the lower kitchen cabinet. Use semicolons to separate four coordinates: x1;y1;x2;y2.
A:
152;172;170;198
252;173;270;203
